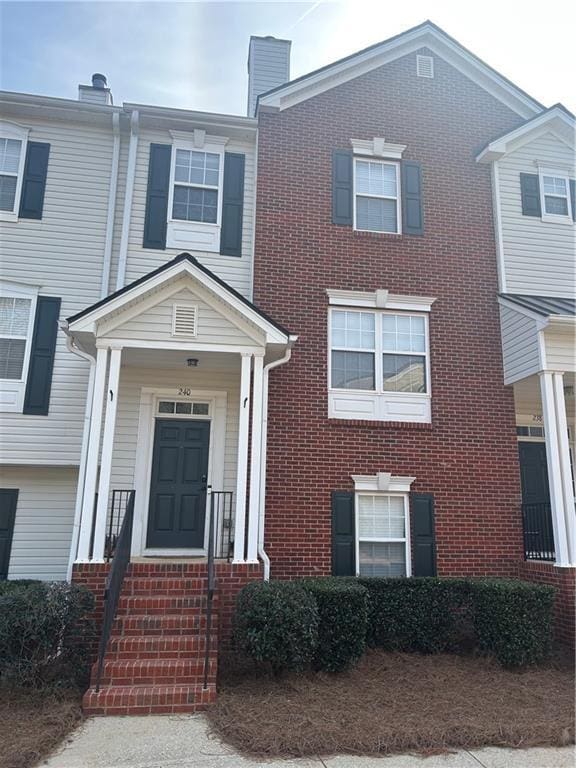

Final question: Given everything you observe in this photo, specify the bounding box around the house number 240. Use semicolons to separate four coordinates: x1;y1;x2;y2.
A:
178;388;192;396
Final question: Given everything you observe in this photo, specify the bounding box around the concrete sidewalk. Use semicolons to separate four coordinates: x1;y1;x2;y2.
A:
43;715;574;768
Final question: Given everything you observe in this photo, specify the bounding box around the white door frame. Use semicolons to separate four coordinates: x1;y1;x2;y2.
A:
131;386;227;557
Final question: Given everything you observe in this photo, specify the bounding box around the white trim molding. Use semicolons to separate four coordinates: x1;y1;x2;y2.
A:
327;288;436;312
353;473;416;493
350;137;406;159
0;280;39;412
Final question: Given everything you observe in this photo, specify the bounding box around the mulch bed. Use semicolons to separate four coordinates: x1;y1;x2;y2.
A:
208;649;575;758
0;688;83;768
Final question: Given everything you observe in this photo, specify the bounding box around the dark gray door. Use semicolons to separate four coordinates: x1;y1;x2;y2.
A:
518;442;549;505
0;489;18;579
146;419;210;549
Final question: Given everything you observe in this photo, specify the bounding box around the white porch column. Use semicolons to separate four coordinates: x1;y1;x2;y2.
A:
92;346;123;561
233;353;252;562
539;372;570;566
553;372;576;564
247;354;264;562
76;346;109;560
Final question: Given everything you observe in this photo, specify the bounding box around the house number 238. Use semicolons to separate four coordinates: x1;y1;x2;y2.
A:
178;387;191;396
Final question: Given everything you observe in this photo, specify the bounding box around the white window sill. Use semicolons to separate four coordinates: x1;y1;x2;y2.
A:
0;211;19;223
353;227;401;235
0;380;25;412
328;390;431;423
166;219;221;252
541;214;574;226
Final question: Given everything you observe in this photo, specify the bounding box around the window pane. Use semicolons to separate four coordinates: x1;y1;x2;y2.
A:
172;186;218;223
158;401;175;413
0;175;17;212
355;160;396;197
0;139;21;174
193;402;209;415
359;542;406;577
331;311;374;350
544;195;568;216
174;149;219;187
331;350;375;390
383;354;426;393
542;176;567;196
0;297;31;335
382;314;426;353
0;338;26;380
175;402;192;414
358;495;405;538
356;196;397;232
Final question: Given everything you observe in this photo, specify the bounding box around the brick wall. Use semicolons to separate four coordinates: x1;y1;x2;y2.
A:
518;561;575;648
254;47;527;579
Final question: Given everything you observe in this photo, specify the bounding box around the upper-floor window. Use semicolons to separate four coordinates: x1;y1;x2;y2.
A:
354;159;400;233
541;174;570;217
0;295;32;380
0;122;29;221
172;149;220;224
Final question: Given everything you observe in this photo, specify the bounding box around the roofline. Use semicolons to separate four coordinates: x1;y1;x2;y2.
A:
0;90;122;114
67;253;292;339
256;19;544;116
123;103;257;130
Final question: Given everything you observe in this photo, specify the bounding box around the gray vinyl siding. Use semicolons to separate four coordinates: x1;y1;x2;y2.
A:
108;127;256;299
498;132;576;297
499;305;541;384
0;117;115;465
247;38;290;117
1;466;77;581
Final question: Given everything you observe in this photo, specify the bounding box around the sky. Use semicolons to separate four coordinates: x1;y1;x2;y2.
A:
0;0;575;116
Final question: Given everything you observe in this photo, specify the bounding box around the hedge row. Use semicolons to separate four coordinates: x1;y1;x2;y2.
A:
0;580;95;688
234;577;555;673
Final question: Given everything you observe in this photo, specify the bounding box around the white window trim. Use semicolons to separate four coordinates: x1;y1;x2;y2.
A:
538;167;573;224
0;121;29;222
350;137;406;160
0;280;38;412
166;134;228;252
327;288;436;312
354;491;412;578
353;156;401;235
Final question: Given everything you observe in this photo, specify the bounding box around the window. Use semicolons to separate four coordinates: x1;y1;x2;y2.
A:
0;296;32;380
541;174;570;217
158;400;210;416
382;315;426;393
356;493;409;577
0;123;28;219
173;149;220;224
354;159;400;233
331;311;375;390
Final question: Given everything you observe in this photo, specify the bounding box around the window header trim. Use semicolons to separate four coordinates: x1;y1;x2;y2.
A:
350;137;406;159
327;288;436;312
353;472;416;493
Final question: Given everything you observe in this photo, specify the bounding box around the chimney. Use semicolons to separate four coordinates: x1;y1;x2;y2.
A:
78;73;113;105
247;36;291;117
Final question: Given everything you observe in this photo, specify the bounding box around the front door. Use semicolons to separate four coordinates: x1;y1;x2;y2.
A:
518;442;549;505
146;419;210;549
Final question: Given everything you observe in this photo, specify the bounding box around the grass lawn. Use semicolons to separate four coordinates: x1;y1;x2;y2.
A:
208;648;575;758
0;688;83;768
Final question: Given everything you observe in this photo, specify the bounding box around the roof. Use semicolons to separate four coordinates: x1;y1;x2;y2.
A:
477;104;575;162
501;294;576;318
257;20;544;119
67;252;293;339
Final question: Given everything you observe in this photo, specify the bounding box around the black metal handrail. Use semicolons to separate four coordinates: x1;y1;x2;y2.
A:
95;489;135;692
522;501;555;561
106;489;134;561
212;490;234;561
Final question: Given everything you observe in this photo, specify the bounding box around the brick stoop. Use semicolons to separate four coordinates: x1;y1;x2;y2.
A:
82;563;218;715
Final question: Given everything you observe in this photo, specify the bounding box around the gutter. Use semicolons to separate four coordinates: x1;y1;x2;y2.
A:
115;110;139;291
100;112;121;299
258;342;295;580
61;322;96;581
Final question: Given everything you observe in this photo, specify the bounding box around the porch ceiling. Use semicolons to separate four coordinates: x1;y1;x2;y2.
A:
514;372;575;418
121;347;241;371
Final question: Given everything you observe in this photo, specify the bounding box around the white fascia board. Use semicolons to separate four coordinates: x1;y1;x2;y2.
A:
352;473;417;493
69;260;289;344
259;27;541;119
124;103;257;132
327;288;436;312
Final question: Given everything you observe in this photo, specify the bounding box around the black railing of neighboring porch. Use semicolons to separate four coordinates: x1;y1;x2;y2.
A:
95;489;135;692
522;501;555;562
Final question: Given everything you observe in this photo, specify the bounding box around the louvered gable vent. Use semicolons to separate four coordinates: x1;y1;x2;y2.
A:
172;304;197;337
416;55;434;78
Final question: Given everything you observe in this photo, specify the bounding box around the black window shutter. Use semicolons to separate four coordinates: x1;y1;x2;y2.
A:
411;493;437;577
0;489;18;579
331;490;356;576
332;149;353;226
520;173;541;217
19;142;50;220
220;152;245;257
23;296;61;416
569;179;575;221
143;143;171;249
401;160;424;235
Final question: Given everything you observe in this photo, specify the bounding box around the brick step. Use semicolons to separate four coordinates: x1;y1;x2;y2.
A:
127;563;209;577
106;633;217;660
83;683;217;716
92;658;217;687
123;577;209;596
116;595;210;615
112;612;208;636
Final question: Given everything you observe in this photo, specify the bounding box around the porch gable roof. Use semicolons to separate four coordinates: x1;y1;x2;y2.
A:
500;293;576;320
67;253;294;344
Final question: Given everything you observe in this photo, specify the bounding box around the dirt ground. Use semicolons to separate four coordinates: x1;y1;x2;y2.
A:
208;648;575;758
0;688;83;768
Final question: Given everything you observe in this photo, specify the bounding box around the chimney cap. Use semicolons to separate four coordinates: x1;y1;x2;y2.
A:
91;73;108;89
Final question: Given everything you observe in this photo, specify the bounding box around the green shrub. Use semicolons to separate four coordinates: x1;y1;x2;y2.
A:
301;578;369;672
0;581;95;688
234;581;319;673
470;579;555;667
358;577;471;654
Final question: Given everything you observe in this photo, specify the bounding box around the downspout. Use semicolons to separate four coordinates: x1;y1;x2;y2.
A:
61;321;96;581
258;344;294;580
100;112;121;299
115;109;139;291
